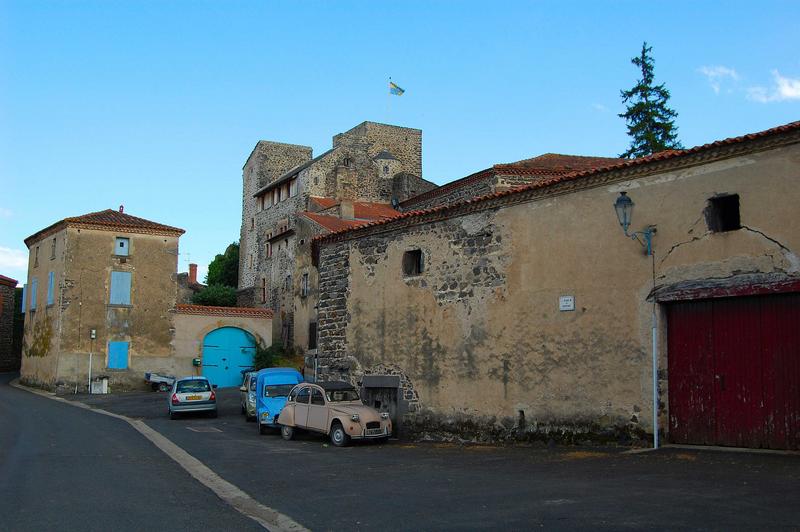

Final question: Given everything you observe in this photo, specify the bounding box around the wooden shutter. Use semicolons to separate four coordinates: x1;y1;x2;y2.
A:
47;271;55;306
30;278;38;310
110;271;132;305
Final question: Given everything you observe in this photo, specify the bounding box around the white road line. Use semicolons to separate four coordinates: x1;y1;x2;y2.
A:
10;380;308;532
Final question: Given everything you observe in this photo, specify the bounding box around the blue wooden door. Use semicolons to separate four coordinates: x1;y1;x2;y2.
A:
201;327;256;388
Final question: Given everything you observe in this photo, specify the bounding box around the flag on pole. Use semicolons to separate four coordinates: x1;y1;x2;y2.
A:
389;81;405;96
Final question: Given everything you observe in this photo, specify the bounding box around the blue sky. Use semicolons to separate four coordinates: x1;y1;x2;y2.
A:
1;1;798;283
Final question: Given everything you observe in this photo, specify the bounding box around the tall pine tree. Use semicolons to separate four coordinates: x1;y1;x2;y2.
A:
619;42;682;158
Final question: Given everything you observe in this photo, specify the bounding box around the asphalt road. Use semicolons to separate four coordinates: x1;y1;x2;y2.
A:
65;382;800;531
0;373;261;532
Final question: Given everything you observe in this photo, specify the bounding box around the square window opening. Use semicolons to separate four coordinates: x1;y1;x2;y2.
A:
115;237;130;256
402;249;424;277
706;194;741;233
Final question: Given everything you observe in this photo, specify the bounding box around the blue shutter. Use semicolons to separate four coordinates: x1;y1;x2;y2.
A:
30;278;37;310
110;271;132;305
108;341;129;369
47;271;55;306
21;284;26;313
115;237;129;256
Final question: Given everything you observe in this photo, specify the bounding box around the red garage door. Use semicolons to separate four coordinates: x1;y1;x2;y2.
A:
667;293;800;450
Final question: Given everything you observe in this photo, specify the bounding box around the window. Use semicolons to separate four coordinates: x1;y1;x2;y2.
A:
295;387;311;404
314;174;319;185
383;165;390;175
267;241;273;258
282;183;289;200
272;189;279;205
115;237;129;256
109;271;132;305
402;249;424;277
301;273;309;298
308;322;317;350
260;196;265;210
311;389;325;406
249;254;253;268
707;194;741;233
50;238;56;260
261;278;267;303
289;178;298;197
47;271;55;306
29;278;38;310
34;246;39;268
343;157;352;167
108;341;129;369
284;275;291;290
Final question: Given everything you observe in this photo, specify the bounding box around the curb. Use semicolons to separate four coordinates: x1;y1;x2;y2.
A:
10;379;308;532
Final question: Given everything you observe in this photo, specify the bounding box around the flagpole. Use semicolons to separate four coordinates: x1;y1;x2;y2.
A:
387;76;391;121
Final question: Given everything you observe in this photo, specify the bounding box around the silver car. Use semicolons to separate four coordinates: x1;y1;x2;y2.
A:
169;376;217;419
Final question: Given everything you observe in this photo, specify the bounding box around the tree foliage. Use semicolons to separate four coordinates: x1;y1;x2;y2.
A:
253;342;288;370
191;284;237;307
206;242;239;287
619;42;683;159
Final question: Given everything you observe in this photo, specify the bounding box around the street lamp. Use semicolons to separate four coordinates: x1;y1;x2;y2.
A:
613;191;660;449
614;191;656;256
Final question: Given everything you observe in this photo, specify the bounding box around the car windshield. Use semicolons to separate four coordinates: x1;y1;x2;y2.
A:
177;380;210;393
264;384;295;397
326;389;360;402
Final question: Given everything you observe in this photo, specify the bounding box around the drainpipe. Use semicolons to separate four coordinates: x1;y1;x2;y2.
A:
652;309;658;449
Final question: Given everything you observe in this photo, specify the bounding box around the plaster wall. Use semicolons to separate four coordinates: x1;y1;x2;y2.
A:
317;143;800;441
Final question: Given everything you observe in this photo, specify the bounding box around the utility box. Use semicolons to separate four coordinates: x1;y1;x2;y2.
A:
90;376;109;394
192;357;201;367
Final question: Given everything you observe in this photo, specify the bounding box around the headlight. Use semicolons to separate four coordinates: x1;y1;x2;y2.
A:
261;411;269;419
351;414;360;421
381;412;389;419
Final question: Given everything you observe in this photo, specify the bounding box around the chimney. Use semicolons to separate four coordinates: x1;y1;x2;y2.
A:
340;200;354;220
119;204;124;213
189;263;198;285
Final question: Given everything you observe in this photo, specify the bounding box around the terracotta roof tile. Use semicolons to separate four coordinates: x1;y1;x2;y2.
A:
0;274;18;287
317;119;800;245
25;208;185;247
300;212;370;232
174;304;273;319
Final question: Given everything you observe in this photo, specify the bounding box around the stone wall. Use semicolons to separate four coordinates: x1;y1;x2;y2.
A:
0;278;17;371
316;139;800;443
400;171;494;211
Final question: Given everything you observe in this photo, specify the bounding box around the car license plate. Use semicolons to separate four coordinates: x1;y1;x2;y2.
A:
187;395;202;400
366;428;383;436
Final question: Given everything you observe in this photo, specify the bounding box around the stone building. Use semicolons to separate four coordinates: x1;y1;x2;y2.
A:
20;208;271;391
238;121;437;350
0;274;19;372
313;120;800;450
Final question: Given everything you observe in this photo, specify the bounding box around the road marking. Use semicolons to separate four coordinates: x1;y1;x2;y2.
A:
10;380;308;532
187;426;223;433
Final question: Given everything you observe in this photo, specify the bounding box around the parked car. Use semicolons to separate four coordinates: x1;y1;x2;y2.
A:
168;376;218;419
277;381;391;446
255;368;304;435
239;371;258;421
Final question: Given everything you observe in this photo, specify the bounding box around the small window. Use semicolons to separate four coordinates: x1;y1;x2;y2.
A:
285;275;291;290
251;218;255;230
261;278;267;304
115;237;129;256
289;178;298;197
308;322;317;350
34;246;39;268
110;271;132;305
707;194;741;233
249;254;253;268
50;238;56;260
301;273;309;298
311;389;325;406
314;174;319;185
383;165;390;175
402;249;424;277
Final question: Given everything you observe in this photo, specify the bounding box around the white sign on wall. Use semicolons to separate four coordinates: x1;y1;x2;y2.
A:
559;295;575;311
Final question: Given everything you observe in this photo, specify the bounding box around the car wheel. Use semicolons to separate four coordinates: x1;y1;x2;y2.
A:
330;422;350;447
169;410;178;420
158;382;170;392
259;423;269;435
281;425;295;441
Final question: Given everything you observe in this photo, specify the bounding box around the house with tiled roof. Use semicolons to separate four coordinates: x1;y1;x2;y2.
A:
312;119;800;449
19;207;273;391
238;121;438;351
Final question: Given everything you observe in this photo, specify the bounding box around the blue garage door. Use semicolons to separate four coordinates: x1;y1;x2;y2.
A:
201;327;256;388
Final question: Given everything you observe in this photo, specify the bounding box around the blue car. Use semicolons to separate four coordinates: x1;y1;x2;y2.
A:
256;367;304;434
